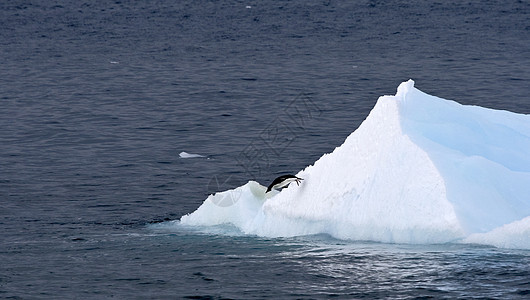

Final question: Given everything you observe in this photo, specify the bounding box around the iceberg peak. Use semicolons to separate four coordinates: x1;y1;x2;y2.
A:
395;79;415;99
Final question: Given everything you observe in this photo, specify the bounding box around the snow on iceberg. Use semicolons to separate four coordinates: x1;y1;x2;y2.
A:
180;80;530;248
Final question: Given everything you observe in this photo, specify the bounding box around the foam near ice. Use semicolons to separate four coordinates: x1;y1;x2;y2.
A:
180;80;530;249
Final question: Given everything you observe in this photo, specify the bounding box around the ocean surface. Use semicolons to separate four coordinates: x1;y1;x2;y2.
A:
1;0;529;298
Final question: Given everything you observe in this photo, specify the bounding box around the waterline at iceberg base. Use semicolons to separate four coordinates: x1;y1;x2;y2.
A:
180;80;530;249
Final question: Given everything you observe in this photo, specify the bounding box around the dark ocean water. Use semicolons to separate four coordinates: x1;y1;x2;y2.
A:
1;0;529;298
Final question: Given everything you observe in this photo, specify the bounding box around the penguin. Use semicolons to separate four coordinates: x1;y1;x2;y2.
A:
266;175;303;193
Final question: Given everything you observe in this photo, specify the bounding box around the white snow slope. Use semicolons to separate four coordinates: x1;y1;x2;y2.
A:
180;80;530;249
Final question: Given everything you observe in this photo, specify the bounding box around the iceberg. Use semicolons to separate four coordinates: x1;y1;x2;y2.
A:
180;80;530;249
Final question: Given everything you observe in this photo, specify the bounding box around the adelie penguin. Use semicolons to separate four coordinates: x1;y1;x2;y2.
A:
266;175;303;193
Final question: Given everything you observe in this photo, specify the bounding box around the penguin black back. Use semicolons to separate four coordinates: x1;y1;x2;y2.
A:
266;175;303;193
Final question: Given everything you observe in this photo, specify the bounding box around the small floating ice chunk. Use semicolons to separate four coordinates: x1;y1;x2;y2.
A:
109;61;119;64
179;151;205;159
